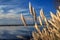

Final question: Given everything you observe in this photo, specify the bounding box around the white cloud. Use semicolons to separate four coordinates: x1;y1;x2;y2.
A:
8;10;15;13
14;8;25;11
0;10;4;13
0;8;27;17
0;9;18;19
0;5;32;21
0;5;8;9
0;13;20;19
0;10;30;20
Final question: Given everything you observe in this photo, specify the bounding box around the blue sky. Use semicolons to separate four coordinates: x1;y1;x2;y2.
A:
0;0;57;24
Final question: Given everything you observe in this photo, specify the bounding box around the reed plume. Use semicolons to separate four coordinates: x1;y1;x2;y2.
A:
56;10;60;18
28;3;60;40
32;7;37;22
19;2;60;40
20;14;27;26
34;23;42;35
40;9;45;20
29;2;33;16
59;6;60;10
29;2;37;22
38;16;42;26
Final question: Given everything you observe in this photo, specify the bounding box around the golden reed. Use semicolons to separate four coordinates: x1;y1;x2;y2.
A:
19;2;60;40
29;2;60;40
20;14;27;26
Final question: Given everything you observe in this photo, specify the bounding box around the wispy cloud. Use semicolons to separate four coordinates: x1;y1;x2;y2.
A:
0;6;33;24
0;5;30;19
0;5;7;8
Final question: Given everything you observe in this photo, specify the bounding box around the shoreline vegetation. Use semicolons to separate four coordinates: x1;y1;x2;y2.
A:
17;2;60;40
0;22;48;26
0;24;40;26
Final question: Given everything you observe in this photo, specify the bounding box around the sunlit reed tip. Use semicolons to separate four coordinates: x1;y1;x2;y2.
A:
56;10;60;17
50;11;60;22
33;7;37;22
40;9;45;20
44;18;49;27
38;16;42;26
34;23;42;34
48;20;59;30
59;6;60;10
20;14;27;26
29;2;33;16
17;36;25;39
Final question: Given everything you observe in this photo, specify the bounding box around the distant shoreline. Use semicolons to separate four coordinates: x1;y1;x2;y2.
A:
0;23;48;26
0;24;40;26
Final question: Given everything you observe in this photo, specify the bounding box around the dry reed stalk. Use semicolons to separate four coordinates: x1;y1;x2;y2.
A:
52;28;59;34
32;7;37;22
55;33;60;38
56;10;59;17
20;14;27;26
17;36;25;39
40;9;49;27
51;19;60;28
47;28;54;40
42;28;50;40
17;2;60;40
32;9;60;40
29;2;37;22
50;12;60;28
50;12;55;20
47;27;52;33
40;9;45;20
32;32;40;40
49;33;55;40
48;20;59;30
50;12;60;22
29;2;33;16
56;10;60;18
38;16;42;26
53;28;60;39
28;3;60;40
51;16;60;28
34;23;42;35
59;6;60;10
51;18;58;24
44;18;49;27
43;29;49;38
43;28;46;33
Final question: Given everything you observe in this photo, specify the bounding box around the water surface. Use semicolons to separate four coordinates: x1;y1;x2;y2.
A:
0;26;35;39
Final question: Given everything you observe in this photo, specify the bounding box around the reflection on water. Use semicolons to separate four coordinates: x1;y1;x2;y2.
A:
0;26;35;39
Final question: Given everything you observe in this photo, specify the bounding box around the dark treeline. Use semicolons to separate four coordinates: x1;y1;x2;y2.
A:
0;24;39;26
0;23;48;26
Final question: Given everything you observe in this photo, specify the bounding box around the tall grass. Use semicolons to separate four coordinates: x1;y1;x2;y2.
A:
29;2;60;40
20;2;60;40
20;14;27;26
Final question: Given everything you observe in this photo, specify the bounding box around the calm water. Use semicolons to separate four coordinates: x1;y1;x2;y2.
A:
0;26;35;39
